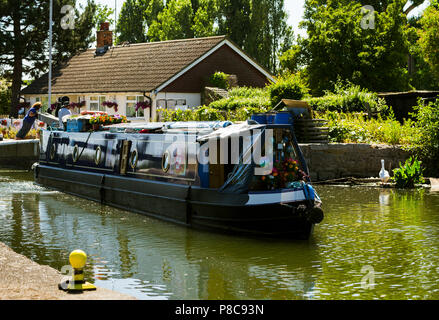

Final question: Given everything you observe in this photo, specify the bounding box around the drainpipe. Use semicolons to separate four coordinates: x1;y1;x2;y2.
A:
142;91;153;122
150;90;158;122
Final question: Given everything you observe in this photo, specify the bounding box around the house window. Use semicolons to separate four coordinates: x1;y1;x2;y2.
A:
90;96;106;111
41;96;54;112
166;99;177;110
126;96;145;118
157;99;167;109
156;98;188;110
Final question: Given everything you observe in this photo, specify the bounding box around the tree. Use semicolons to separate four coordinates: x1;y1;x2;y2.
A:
192;0;218;37
52;1;110;65
417;1;439;82
297;0;411;95
217;0;290;73
0;0;103;117
116;0;164;44
147;0;194;41
116;0;148;43
216;0;251;49
0;0;49;117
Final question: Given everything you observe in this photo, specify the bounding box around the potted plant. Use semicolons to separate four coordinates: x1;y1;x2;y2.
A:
89;113;127;130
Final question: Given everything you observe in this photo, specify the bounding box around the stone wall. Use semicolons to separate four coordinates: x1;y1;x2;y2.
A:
0;139;39;169
299;143;412;181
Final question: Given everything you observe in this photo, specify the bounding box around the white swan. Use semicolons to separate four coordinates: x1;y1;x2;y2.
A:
379;159;390;183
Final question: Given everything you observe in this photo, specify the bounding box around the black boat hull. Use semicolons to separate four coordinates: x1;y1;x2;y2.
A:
34;164;315;239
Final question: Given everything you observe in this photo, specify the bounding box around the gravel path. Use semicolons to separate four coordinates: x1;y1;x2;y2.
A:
0;242;135;300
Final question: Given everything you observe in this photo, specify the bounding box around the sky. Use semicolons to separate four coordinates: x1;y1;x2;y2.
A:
78;0;431;39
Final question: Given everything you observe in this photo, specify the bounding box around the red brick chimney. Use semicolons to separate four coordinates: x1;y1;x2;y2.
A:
97;22;113;48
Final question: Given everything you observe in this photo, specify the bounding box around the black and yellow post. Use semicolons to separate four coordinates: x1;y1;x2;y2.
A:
59;249;96;292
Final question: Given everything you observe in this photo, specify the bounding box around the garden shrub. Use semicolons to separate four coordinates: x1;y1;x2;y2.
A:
306;81;390;114
208;72;231;90
209;87;271;111
318;111;419;145
392;157;425;188
410;98;439;176
158;105;269;123
267;73;309;108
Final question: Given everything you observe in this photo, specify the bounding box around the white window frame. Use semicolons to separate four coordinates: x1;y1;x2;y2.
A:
90;96;106;112
126;95;146;118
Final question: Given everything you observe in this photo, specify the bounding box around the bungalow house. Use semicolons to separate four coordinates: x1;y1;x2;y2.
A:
21;25;274;121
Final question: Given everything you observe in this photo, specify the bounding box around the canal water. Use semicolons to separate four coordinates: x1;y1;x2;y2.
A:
1;170;438;300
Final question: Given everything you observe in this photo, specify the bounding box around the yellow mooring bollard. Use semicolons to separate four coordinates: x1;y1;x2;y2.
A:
59;249;97;292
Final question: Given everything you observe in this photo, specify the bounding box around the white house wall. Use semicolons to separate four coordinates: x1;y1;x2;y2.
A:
23;92;201;121
155;92;201;109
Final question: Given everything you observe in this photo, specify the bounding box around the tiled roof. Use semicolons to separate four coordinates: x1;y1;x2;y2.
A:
22;36;227;95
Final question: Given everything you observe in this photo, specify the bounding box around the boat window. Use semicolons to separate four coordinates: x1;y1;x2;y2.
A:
72;144;79;163
162;150;170;173
129;149;138;169
94;146;102;165
166;99;177;110
50;143;56;160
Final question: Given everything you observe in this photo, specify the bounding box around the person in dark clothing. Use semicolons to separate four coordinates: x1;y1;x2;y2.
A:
15;102;41;140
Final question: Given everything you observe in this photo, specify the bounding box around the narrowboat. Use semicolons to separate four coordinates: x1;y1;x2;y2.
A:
33;118;323;239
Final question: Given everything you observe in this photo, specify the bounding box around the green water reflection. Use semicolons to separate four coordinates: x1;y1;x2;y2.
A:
0;171;438;300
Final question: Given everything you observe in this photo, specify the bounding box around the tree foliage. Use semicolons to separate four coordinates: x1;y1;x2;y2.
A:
116;0;163;44
148;0;194;41
417;1;439;82
296;0;412;95
0;0;105;116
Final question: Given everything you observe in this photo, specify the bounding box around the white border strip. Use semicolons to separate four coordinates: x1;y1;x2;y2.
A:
247;189;306;205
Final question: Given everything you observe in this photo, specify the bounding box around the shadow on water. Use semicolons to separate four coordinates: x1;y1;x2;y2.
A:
0;171;320;300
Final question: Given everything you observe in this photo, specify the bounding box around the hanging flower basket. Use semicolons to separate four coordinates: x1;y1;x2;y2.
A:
102;101;118;112
69;101;86;109
135;101;151;112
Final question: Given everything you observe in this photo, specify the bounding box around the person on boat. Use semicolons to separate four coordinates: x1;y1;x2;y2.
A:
58;97;72;130
15;102;41;140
